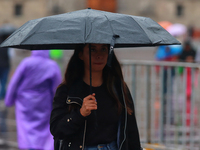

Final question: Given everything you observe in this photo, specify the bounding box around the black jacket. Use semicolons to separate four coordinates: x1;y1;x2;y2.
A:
50;79;142;150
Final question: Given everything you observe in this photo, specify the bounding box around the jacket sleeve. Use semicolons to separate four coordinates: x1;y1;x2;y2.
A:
5;60;26;106
126;85;142;149
50;85;86;139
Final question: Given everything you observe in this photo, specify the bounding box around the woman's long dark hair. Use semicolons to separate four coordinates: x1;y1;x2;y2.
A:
60;44;133;115
61;44;85;87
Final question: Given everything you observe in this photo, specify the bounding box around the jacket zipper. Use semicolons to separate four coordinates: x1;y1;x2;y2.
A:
119;84;127;150
66;96;86;150
82;120;87;150
59;140;63;150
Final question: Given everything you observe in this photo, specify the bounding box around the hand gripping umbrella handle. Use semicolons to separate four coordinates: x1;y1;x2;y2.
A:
107;35;120;67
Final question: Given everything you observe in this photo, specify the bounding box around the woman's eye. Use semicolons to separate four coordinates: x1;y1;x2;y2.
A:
91;49;96;52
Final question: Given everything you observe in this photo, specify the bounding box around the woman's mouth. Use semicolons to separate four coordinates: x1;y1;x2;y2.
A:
94;63;103;65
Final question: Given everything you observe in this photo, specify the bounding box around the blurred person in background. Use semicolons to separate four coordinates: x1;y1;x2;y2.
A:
194;46;200;63
50;49;64;74
178;54;199;127
5;50;62;150
49;49;63;66
0;35;10;101
0;34;11;144
155;45;182;124
178;40;196;62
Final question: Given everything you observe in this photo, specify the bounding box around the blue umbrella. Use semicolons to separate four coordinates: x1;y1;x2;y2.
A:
155;45;183;60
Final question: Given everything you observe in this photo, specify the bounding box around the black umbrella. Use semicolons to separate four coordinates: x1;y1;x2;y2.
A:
0;8;180;93
0;8;180;49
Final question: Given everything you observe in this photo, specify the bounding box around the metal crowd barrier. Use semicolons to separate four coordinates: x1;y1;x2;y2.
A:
121;60;200;150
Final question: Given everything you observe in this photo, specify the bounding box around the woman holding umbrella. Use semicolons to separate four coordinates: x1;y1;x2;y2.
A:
50;43;142;150
0;8;180;150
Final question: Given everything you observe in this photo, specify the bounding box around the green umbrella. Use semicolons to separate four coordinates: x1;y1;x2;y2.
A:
50;49;63;59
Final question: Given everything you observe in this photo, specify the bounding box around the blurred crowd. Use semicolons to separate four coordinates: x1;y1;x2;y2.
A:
155;21;200;63
155;21;200;127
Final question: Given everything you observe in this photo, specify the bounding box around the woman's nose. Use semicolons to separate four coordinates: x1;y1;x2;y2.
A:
96;51;103;59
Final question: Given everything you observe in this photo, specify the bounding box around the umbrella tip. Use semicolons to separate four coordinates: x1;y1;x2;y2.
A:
113;35;120;38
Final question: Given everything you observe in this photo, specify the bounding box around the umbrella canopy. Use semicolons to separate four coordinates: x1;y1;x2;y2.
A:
0;8;180;50
167;23;187;37
158;21;172;30
155;45;183;60
50;49;63;59
0;24;17;37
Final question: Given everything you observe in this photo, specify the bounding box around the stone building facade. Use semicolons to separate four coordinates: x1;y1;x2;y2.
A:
118;0;200;28
0;0;200;28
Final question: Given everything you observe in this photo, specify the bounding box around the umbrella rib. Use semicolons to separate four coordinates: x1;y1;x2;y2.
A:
103;14;115;35
135;17;172;44
0;21;30;46
130;16;153;44
20;19;44;45
84;10;92;42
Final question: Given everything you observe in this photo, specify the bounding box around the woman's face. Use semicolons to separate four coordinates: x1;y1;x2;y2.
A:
79;44;109;73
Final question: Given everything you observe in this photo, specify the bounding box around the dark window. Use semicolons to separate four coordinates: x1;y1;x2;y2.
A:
51;5;63;15
176;4;184;17
14;4;23;16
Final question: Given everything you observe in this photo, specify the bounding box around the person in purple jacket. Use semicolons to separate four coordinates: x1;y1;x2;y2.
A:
5;50;62;150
